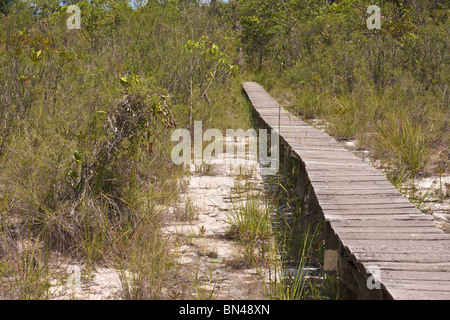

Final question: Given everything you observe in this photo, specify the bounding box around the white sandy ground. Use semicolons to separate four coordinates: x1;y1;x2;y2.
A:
51;137;275;300
50;134;448;300
160;137;274;299
50;265;124;299
409;176;450;231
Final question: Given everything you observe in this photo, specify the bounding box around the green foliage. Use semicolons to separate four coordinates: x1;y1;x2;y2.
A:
235;0;286;69
0;0;252;299
266;227;317;300
254;0;448;178
374;113;432;177
184;35;238;124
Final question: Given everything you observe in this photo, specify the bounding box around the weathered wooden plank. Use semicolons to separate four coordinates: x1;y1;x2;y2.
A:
255;117;299;123
290;137;341;143
373;262;450;272
304;163;380;169
333;226;443;234
315;188;402;195
319;201;417;210
295;154;361;161
279;131;336;138
304;150;363;160
312;180;398;187
338;232;450;241
387;289;450;300
257;117;293;123
284;139;341;145
288;150;359;158
343;243;450;254
340;239;450;247
290;142;344;147
306;170;387;177
303;161;376;168
382;279;450;291
318;198;414;205
315;190;404;196
327;214;432;220
254;114;295;118
264;121;312;128
320;203;419;209
331;219;438;227
316;188;405;195
277;128;333;134
333;223;442;230
291;147;356;153
319;193;412;200
317;187;405;193
254;111;295;116
280;133;336;140
315;187;402;193
253;112;299;119
251;105;280;109
317;191;409;198
257;118;301;123
354;252;450;263
273;129;326;135
309;176;390;182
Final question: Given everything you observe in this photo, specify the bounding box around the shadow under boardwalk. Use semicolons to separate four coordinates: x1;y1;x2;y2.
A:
242;81;450;300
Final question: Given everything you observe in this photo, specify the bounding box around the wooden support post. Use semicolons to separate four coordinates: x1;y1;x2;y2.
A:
338;247;390;300
324;221;339;277
283;144;291;176
296;162;307;202
297;165;323;225
322;221;339;296
307;187;319;215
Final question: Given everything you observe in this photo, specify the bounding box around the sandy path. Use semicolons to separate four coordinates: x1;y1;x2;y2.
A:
162;137;273;299
49;137;275;300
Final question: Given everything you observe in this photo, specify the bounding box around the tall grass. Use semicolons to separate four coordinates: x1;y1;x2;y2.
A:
264;225;319;300
374;114;432;178
0;227;53;299
226;192;272;266
188;266;220;300
115;220;175;300
225;171;326;300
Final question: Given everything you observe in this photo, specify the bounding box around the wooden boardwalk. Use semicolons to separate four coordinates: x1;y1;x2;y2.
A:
242;81;450;300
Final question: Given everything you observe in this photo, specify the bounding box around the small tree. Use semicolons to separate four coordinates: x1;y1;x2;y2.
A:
184;36;238;126
234;0;284;69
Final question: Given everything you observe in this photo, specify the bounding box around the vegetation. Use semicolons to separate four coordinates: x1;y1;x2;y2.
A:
0;0;448;300
243;0;449;183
